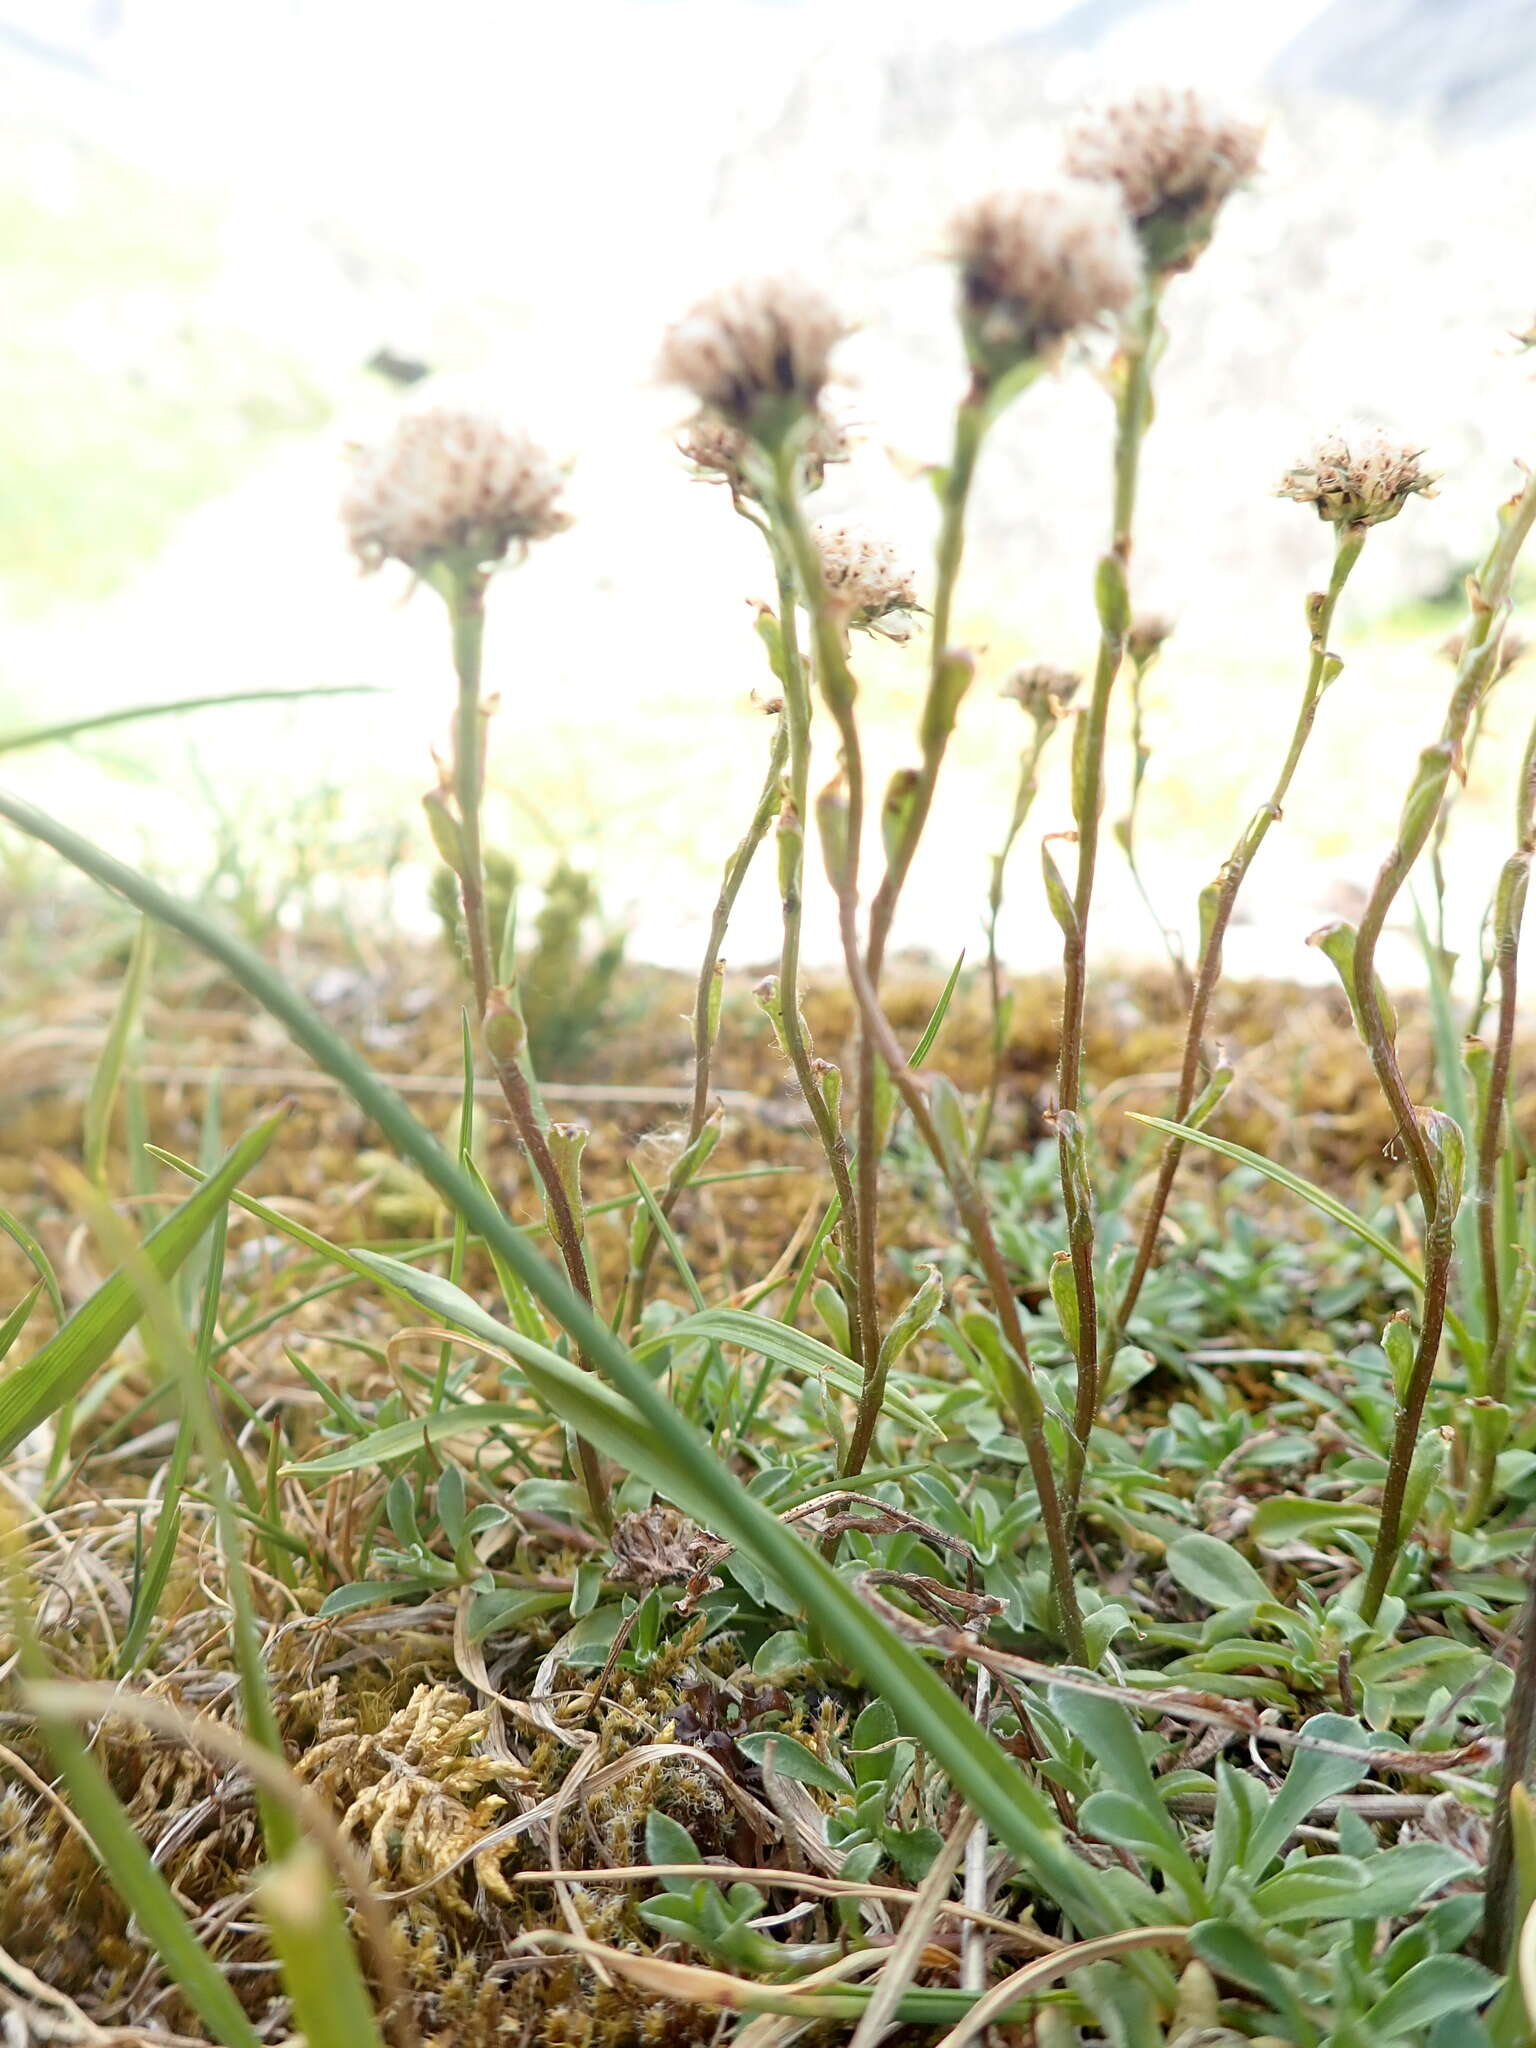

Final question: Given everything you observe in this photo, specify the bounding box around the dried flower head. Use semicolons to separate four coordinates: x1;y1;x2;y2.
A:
949;181;1143;386
678;405;850;502
658;277;849;447
1277;433;1438;529
609;1506;725;1596
1066;87;1263;275
813;520;920;637
1127;612;1175;668
342;404;570;574
1443;623;1528;681
1004;663;1080;724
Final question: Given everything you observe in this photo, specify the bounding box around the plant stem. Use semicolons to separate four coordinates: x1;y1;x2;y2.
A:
768;535;868;1370
1355;470;1536;1621
441;563;608;1531
867;395;988;962
1056;285;1160;1519
1478;721;1536;1375
1117;525;1366;1331
834;915;1085;1660
619;712;788;1335
1482;1530;1536;1968
849;397;988;1474
1359;1189;1455;1622
767;455;883;1445
448;569;494;1018
977;723;1052;1157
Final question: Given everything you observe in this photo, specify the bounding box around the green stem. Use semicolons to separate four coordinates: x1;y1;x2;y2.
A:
1359;1204;1455;1623
1117;525;1366;1331
1356;468;1536;1620
977;726;1051;1157
850;397;988;1472
447;569;493;1019
767;456;883;1450
769;536;867;1369
1478;721;1536;1372
441;563;607;1531
1483;1532;1536;1968
1057;285;1160;1519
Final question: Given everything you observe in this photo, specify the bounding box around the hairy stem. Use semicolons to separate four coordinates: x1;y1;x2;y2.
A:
1355;470;1536;1619
977;722;1052;1157
1483;1532;1536;1968
1117;525;1366;1330
449;573;494;1018
767;455;883;1452
441;564;608;1531
1359;1201;1454;1622
1056;286;1160;1519
1479;722;1536;1375
846;397;989;1472
768;535;868;1374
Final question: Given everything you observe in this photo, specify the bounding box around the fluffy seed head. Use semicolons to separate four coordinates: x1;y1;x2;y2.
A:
1066;88;1263;275
1004;663;1080;724
658;277;849;446
1276;433;1438;529
949;181;1143;384
813;521;920;638
678;405;850;502
342;405;570;574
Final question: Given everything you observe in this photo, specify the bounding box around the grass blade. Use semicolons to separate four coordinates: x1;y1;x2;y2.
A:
1;1586;263;2048
1126;1113;1423;1287
257;1844;388;2048
0;1111;285;1456
84;914;153;1186
0;685;380;758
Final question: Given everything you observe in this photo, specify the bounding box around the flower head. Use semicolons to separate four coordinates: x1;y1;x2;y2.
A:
1003;663;1080;725
678;405;850;502
1066;88;1263;276
813;521;920;638
1277;433;1438;529
341;404;570;575
1127;612;1175;670
658;277;849;448
949;181;1143;387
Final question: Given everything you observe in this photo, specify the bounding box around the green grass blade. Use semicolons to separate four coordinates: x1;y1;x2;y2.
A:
8;1656;262;2048
1126;1113;1424;1288
0;1281;41;1364
0;685;380;757
118;1414;192;1673
0;1204;65;1323
650;1306;940;1440
257;1844;387;2048
0;791;1124;1940
0;1111;285;1456
910;949;966;1069
628;1161;707;1312
84;914;153;1186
